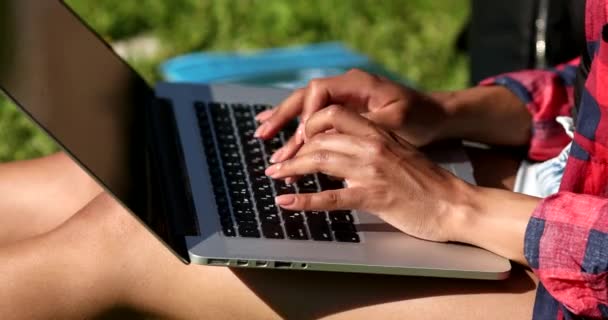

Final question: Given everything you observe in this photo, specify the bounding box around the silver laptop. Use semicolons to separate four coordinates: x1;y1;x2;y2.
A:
0;0;510;280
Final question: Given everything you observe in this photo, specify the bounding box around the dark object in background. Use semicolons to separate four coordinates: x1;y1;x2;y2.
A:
458;0;586;84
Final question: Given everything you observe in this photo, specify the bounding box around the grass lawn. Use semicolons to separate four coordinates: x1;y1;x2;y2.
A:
0;0;469;162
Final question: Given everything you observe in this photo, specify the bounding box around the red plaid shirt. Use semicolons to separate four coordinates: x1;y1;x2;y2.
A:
480;0;608;318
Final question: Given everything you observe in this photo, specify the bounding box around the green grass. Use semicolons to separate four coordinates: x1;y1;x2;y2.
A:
0;0;469;161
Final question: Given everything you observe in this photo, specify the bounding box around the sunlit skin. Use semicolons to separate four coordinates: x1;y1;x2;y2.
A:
0;70;541;319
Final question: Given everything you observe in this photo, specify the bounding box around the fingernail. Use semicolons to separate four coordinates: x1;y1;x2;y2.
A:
254;123;268;138
269;149;284;163
255;110;271;121
275;194;296;206
265;163;281;177
285;177;294;185
255;112;265;121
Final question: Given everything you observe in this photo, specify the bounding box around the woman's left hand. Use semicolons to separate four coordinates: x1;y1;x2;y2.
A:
264;105;476;243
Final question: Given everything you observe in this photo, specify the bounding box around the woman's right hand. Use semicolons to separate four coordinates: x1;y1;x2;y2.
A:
254;69;451;163
265;106;540;265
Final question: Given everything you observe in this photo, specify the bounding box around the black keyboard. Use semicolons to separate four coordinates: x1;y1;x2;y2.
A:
195;102;360;243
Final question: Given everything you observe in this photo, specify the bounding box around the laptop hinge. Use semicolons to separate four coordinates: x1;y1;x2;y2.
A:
146;96;200;263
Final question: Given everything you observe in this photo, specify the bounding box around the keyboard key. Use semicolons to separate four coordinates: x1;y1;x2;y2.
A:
208;102;222;110
259;212;281;224
238;225;261;238
297;175;318;192
282;120;299;137
282;210;304;223
274;180;295;195
228;179;247;190
318;174;344;190
252;183;272;194
236;118;257;129
235;218;257;227
233;106;252;119
305;211;327;223
252;175;270;186
230;196;252;208
244;138;260;148
256;193;274;203
307;212;333;241
334;231;360;243
233;207;256;218
219;214;233;227
229;188;249;199
222;225;237;237
263;137;282;154
285;221;309;240
257;201;279;214
262;223;285;239
331;222;356;233
309;224;333;241
244;146;264;158
254;104;269;113
217;207;232;218
216;132;236;139
329;211;354;224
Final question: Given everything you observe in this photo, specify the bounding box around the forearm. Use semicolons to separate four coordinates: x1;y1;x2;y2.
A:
431;86;532;147
449;186;540;266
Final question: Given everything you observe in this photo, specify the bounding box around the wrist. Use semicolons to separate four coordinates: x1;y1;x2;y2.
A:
441;180;481;244
447;185;540;264
427;90;468;142
428;86;531;146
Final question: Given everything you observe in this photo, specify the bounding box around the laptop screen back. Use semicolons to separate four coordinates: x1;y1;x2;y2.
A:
0;1;187;260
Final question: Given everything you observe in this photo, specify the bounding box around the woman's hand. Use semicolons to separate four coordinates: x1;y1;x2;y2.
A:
255;69;450;163
264;105;474;242
264;106;541;264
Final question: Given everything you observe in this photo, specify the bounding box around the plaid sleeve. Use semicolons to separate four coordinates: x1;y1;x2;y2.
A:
525;192;608;318
479;58;580;161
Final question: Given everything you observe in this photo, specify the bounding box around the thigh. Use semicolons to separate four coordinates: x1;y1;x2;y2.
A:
0;153;102;244
131;147;533;319
185;265;537;320
127;235;537;320
2;149;531;319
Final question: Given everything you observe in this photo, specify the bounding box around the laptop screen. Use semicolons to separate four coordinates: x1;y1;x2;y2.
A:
0;1;188;261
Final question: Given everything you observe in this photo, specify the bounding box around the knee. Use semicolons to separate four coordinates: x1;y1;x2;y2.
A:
79;193;143;240
55;193;145;257
54;152;104;196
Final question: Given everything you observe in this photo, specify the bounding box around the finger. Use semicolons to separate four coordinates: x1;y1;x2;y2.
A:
265;150;356;179
295;70;388;143
269;134;302;163
255;109;275;122
299;69;383;121
275;188;365;211
361;108;403;131
295;80;330;144
294;133;369;158
255;89;305;139
286;133;376;184
304;105;380;140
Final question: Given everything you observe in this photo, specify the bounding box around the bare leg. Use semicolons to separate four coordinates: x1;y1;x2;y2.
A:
0;148;537;320
0;153;102;244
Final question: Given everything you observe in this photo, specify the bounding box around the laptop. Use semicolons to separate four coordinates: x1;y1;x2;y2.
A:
0;0;510;279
